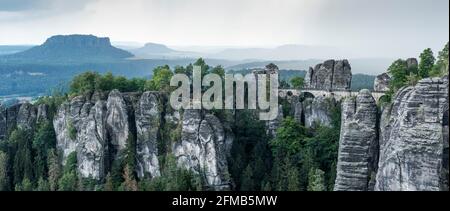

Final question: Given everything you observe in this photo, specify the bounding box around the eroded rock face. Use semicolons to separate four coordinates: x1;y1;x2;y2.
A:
334;90;378;191
106;90;130;157
303;96;336;128
53;93;108;179
266;105;284;137
135;92;161;178
1;103;45;141
293;101;303;124
304;59;352;91
76;101;107;179
374;73;391;92
173;110;232;190
36;104;50;123
375;77;449;191
16;103;37;131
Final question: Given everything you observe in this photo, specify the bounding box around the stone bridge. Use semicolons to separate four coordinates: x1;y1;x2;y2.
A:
279;88;386;103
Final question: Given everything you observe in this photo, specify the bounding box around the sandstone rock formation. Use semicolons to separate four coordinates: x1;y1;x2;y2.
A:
303;96;337;128
172;110;232;190
304;59;352;91
374;73;391;92
135;92;161;178
1;103;42;141
51;90;233;185
53;93;108;179
106;90;130;158
375;77;449;191
334;90;378;191
16;103;37;131
266;105;284;137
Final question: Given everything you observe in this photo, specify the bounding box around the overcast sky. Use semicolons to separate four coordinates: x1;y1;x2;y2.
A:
0;0;448;58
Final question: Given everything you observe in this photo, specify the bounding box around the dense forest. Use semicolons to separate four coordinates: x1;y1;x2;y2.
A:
0;41;448;191
0;58;340;191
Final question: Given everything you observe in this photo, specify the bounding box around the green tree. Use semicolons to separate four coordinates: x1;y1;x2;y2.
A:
290;77;304;89
270;117;306;156
210;65;225;77
58;152;78;191
69;71;100;95
33;121;56;179
104;173;114;191
388;59;408;91
16;178;33;191
431;42;449;76
58;171;78;191
419;48;435;78
240;165;254;191
194;58;210;78
47;149;61;191
120;165;138;191
287;167;300;191
307;168;325;191
36;177;50;191
145;65;174;91
11;128;34;185
95;72;115;92
0;151;8;191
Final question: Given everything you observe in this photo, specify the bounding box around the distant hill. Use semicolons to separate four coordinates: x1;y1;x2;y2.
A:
1;35;134;63
130;43;201;59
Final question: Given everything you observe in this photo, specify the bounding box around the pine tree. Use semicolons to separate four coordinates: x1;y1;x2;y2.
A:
287;167;300;191
11;129;34;185
16;178;33;191
240;165;254;191
0;151;8;191
307;168;326;191
431;42;449;76
32;121;56;179
58;152;78;191
47;149;61;191
104;173;114;191
58;171;77;191
121;165;138;191
419;48;435;78
36;177;50;191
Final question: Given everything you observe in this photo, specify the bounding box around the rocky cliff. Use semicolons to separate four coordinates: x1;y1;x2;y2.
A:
334;75;449;191
173;110;233;190
334;90;378;191
304;59;352;91
374;73;391;92
51;90;233;189
375;77;449;191
1;103;49;141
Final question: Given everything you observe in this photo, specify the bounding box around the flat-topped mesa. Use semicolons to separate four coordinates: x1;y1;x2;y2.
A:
375;76;449;191
8;34;134;61
334;89;378;191
304;59;352;91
